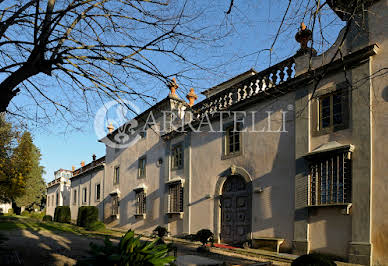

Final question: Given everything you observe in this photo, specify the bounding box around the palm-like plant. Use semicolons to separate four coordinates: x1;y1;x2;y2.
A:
77;230;175;266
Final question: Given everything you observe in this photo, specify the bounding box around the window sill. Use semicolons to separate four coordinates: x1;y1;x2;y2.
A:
307;203;352;215
221;151;242;160
134;213;146;219
167;212;183;219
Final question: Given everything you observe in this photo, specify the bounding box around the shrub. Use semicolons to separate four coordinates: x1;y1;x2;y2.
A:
152;225;169;238
76;230;175;266
77;206;98;228
86;221;105;231
196;229;214;246
21;210;29;216
29;211;45;220
43;215;53;222
54;206;71;223
291;253;336;266
7;208;14;215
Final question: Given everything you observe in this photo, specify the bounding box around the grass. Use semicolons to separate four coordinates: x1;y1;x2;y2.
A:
0;215;122;239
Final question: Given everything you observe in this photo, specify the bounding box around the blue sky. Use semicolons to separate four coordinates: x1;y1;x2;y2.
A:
6;0;345;182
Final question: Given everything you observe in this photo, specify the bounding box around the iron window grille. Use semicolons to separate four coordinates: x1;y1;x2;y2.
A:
308;151;352;206
168;183;184;213
135;190;146;215
112;196;119;216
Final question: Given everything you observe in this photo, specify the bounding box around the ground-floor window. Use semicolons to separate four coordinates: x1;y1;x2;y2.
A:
112;195;119;216
73;189;77;205
308;151;352;205
168;183;183;213
135;190;146;215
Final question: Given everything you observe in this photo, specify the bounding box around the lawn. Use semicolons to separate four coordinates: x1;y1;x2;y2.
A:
0;214;122;238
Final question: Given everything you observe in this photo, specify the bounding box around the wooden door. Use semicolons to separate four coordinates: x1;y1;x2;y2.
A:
220;175;251;244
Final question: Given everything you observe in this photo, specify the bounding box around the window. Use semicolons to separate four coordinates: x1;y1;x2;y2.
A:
56;192;59;206
171;144;183;169
138;156;147;178
308;152;352;205
73;189;77;205
112;195;119;216
223;123;242;158
47;196;49;207
135;190;146;215
313;86;349;136
51;195;54;207
114;166;120;184
82;187;87;204
168;183;184;213
96;184;101;201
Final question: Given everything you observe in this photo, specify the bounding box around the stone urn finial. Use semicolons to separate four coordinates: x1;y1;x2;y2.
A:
186;88;198;107
168;77;179;98
295;22;317;56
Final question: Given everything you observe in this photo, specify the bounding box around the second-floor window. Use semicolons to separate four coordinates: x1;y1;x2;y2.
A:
138;156;146;178
308;151;352;206
225;125;241;155
168;183;184;213
82;188;87;204
96;184;101;201
171;144;183;169
73;189;77;205
135;190;146;215
114;166;120;184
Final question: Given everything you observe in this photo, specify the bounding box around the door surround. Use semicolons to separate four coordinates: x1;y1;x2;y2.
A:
213;165;253;243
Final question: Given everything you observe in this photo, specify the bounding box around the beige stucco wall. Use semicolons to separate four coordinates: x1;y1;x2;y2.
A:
70;166;105;221
188;93;295;249
103;102;175;235
368;1;388;265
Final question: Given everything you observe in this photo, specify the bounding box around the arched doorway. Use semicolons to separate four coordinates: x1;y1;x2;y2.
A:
220;175;252;244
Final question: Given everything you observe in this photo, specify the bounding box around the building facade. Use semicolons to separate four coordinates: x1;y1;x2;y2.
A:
70;156;105;222
47;1;388;265
46;169;72;217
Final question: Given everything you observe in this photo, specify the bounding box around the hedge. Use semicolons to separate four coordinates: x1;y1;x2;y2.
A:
43;215;53;222
54;206;71;223
77;206;98;228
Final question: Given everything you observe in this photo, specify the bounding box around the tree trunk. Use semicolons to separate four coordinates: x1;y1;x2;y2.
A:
0;64;41;112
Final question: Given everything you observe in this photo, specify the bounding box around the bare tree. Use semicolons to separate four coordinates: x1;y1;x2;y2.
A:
0;0;228;124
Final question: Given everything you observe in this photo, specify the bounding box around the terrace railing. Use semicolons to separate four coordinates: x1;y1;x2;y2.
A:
193;56;295;118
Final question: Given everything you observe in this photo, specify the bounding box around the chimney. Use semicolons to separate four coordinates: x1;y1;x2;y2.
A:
107;123;114;133
92;154;96;161
168;77;179;98
186;88;198;107
72;165;75;171
81;161;85;167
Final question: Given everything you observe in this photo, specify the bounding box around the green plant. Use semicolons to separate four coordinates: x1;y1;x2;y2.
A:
86;221;105;231
42;215;53;222
77;206;98;228
291;253;336;266
76;229;175;266
152;226;169;238
196;229;214;246
21;210;29;216
7;208;14;215
54;206;71;223
29;211;45;220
